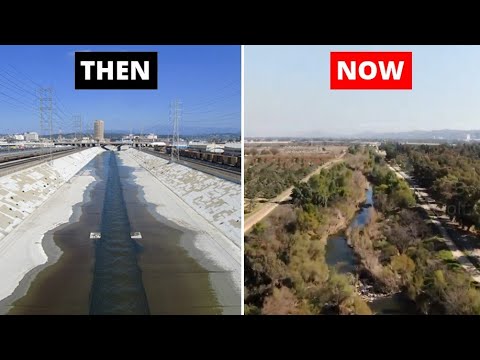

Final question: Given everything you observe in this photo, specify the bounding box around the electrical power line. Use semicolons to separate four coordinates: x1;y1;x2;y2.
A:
170;99;181;163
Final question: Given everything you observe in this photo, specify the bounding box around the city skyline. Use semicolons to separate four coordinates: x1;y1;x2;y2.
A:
245;45;480;137
0;45;241;135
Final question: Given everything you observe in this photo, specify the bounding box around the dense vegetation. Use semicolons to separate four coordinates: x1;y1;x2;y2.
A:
381;143;480;231
370;163;416;212
245;161;372;315
349;157;480;314
244;152;333;201
246;144;480;315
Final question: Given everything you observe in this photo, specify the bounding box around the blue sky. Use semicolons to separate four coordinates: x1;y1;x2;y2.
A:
245;45;480;137
0;45;240;135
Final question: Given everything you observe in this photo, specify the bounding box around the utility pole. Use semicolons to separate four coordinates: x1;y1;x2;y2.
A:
170;99;181;163
39;87;53;165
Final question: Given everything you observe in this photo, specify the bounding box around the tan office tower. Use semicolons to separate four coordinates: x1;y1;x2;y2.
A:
94;120;105;142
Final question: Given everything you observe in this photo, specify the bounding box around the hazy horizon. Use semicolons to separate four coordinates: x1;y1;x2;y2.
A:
245;128;480;139
245;45;480;137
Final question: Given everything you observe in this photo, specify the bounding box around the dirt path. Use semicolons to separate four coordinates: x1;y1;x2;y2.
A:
388;164;480;283
244;152;346;233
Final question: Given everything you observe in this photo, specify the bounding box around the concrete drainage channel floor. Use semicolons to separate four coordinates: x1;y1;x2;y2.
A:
4;150;234;315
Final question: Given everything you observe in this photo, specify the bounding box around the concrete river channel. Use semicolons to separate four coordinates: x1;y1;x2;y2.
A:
5;150;225;314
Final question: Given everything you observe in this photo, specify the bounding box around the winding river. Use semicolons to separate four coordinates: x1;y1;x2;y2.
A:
325;186;417;315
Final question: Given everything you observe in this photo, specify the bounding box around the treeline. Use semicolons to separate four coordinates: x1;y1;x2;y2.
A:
349;162;480;314
381;143;480;230
245;162;371;315
245;154;331;200
291;163;352;209
370;163;416;212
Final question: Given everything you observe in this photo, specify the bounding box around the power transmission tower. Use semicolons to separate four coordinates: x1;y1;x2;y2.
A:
39;87;53;164
86;121;93;139
73;116;77;141
170;99;181;163
73;114;82;142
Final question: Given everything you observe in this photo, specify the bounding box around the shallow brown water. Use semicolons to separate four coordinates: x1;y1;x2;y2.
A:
8;150;221;315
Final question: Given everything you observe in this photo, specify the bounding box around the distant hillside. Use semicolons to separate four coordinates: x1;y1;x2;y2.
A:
353;129;480;141
290;129;480;141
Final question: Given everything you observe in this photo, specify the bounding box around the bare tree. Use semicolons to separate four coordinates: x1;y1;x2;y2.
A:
386;222;416;254
262;287;299;315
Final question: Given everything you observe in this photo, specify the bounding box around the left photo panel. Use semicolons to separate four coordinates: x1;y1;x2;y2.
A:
0;45;241;315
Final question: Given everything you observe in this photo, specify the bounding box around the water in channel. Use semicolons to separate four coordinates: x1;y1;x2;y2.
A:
6;149;221;314
325;186;417;315
89;152;149;315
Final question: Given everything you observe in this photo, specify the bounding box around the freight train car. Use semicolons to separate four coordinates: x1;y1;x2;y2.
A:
162;147;240;168
0;147;70;164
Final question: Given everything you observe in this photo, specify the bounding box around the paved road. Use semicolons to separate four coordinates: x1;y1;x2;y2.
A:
244;152;346;233
388;164;480;283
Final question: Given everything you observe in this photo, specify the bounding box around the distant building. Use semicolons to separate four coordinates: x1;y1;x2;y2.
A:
188;141;225;153
146;133;157;140
94;120;105;142
149;141;167;148
170;141;188;149
24;132;39;142
223;142;242;156
13;134;24;141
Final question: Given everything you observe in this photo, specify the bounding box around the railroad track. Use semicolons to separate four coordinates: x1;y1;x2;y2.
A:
0;148;74;164
0;148;83;175
138;148;241;184
177;156;240;175
145;149;240;174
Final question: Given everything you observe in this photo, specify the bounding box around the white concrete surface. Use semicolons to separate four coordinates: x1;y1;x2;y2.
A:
0;147;102;300
118;149;241;293
123;149;241;247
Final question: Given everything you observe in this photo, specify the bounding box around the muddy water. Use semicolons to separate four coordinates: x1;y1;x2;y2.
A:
89;153;149;314
117;153;222;315
325;186;417;315
368;292;418;315
7;150;220;315
325;187;373;273
7;153;106;315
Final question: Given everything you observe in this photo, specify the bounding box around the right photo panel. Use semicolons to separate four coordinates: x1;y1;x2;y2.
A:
244;45;480;315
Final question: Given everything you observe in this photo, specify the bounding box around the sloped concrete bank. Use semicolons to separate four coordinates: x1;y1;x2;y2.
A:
118;149;241;312
0;147;103;302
